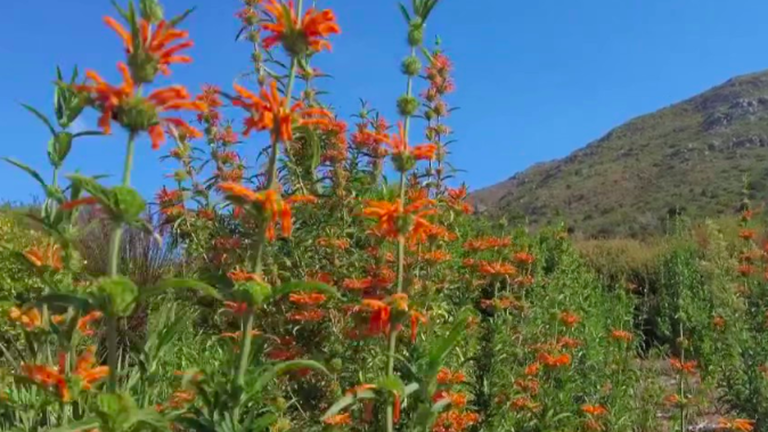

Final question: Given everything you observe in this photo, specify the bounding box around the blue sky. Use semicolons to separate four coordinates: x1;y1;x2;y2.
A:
2;0;768;203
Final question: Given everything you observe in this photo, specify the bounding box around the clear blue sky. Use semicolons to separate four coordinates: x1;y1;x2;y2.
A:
2;0;768;203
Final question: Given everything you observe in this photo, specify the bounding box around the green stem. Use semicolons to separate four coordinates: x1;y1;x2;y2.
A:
386;42;417;432
105;132;136;392
234;39;302;392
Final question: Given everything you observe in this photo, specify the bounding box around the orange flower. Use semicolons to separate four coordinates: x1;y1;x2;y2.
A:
76;63;204;149
227;266;262;283
510;396;541;412
436;368;467;385
433;410;480;432
420;250;451;264
582;404;608;416
22;346;108;402
717;418;755;431
217;183;315;239
261;0;341;53
514;378;540;396
537;351;571;368
287;309;325;322
360;299;391;336
77;311;103;336
9;307;42;330
670;357;697;375
169;390;196;409
713;315;726;330
739;229;756;241
463;236;511;251
738;264;755;276
663;393;681;407
233;80;330;142
559;310;580;328
513;251;535;265
323;413;352;426
385;121;438;161
362;198;437;241
477;261;517;277
410;310;428;343
223;301;250;315
557;336;581;349
445;185;473;214
433;390;468;408
289;293;327;305
342;278;373;291
610;329;633;343
104;15;193;79
524;362;540;376
220;330;262;340
23;243;63;271
316;237;350;250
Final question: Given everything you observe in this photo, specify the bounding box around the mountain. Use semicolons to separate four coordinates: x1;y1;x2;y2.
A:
471;70;768;238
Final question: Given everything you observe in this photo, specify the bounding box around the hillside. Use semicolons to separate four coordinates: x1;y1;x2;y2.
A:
472;70;768;237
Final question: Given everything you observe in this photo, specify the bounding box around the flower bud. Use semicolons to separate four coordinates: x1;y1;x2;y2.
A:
401;56;421;76
397;95;419;117
48;132;73;169
140;0;164;24
407;19;424;47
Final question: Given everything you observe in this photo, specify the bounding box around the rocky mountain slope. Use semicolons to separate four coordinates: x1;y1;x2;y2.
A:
471;71;768;237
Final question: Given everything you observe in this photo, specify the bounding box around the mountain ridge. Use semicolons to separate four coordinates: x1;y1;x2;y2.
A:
471;70;768;237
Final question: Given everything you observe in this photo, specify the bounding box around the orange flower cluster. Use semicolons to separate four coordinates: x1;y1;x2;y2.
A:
559;310;581;328
477;261;517;277
9;307;41;330
713;315;726;330
437;367;467;385
537;351;571;369
316;237;350;250
217;182;317;240
352;294;426;342
739;229;756;241
670;357;697;375
479;296;520;311
582;404;608;431
261;0;340;53
227;266;262;283
444;185;472;214
716;418;755;431
22;346;108;402
362;198;437;241
510;396;541;412
513;251;535;265
289;293;327;305
233;80;331;142
287;309;325;322
420;249;452;264
323;413;352;426
23;243;63;271
463;236;511;251
76;62;204;149
104;14;193;80
610;329;633;343
156;186;185;222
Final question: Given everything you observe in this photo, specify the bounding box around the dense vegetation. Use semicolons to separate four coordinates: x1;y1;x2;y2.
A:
0;1;765;432
472;70;768;238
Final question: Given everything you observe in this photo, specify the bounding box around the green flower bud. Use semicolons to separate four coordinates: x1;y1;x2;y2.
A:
48;132;73;169
140;0;164;24
391;152;416;173
408;19;424;47
329;358;343;373
397;95;419;117
401;56;422;76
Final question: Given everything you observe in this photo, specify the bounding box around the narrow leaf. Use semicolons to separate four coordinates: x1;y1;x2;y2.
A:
20;103;56;136
145;278;223;301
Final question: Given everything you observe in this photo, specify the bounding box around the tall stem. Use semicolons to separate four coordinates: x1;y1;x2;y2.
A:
386;44;417;432
235;37;302;390
105;132;136;392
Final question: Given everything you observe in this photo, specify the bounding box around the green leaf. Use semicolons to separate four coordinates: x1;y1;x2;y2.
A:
49;417;100;432
253;360;329;392
72;131;104;139
112;185;146;223
3;157;48;192
235;281;273;306
20;103;56;136
110;0;130;21
95;276;139;317
48;132;73;168
248;413;278;431
321;389;377;421
146;278;223;301
398;3;411;22
169;7;196;27
38;293;92;312
273;280;339;299
376;374;406;395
